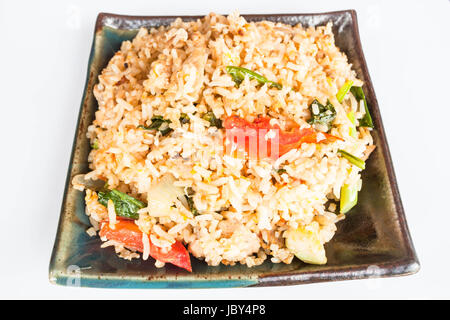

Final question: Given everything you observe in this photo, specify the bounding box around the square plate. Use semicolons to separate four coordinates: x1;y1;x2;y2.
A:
49;10;419;288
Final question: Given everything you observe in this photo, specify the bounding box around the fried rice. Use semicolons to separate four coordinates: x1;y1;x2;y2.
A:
73;12;375;269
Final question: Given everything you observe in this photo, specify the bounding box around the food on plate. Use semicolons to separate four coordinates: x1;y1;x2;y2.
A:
73;12;375;271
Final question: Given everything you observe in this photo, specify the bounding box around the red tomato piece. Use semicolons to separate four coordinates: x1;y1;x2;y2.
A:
223;115;341;159
99;220;192;272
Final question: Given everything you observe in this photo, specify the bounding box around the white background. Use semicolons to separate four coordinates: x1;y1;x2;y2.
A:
0;0;449;299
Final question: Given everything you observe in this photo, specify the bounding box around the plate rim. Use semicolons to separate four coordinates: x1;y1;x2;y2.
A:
49;9;420;289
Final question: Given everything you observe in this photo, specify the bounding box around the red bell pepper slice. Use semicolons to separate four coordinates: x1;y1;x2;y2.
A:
99;220;192;272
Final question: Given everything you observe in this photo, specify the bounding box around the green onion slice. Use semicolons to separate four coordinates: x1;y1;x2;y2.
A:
340;184;358;214
226;66;282;89
350;86;374;128
336;80;354;103
338;149;365;170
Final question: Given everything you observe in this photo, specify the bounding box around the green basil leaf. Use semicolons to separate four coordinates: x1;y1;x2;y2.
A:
97;189;145;220
138;116;173;136
307;99;337;130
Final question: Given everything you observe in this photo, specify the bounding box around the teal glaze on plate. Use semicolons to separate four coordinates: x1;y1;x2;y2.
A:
53;275;257;289
49;10;419;289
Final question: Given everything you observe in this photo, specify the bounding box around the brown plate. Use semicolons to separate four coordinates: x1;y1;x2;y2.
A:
49;10;419;288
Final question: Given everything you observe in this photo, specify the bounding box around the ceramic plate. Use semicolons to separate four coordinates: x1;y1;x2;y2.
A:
49;10;419;288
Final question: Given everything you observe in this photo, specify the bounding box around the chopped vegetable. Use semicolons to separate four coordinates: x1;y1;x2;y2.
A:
224;115;342;159
185;187;199;215
202;111;222;128
347;111;357;138
186;196;199;216
96;175;193;271
99;220;192;272
340;184;358;214
147;174;186;216
276;168;287;174
336;80;354;103
138;116;173;136
91;139;99;150
185;187;199;216
139;114;191;133
338;149;366;170
97;189;145;220
179;113;190;124
350;86;374;128
226;66;282;89
285;224;327;265
307;99;336;129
